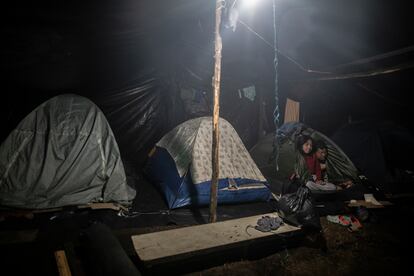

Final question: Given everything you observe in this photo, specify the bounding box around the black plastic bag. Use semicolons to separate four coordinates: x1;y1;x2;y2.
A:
277;184;321;230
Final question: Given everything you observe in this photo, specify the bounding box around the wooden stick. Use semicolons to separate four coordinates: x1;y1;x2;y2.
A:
209;0;223;223
54;250;72;276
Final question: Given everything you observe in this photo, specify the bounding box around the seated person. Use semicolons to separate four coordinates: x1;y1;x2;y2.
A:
294;135;337;191
314;140;353;189
312;140;368;218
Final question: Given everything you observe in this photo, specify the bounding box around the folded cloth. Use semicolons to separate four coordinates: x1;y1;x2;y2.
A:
255;216;284;232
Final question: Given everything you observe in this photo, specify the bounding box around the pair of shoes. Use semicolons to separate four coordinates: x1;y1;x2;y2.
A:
326;215;351;226
338;215;352;226
255;216;283;232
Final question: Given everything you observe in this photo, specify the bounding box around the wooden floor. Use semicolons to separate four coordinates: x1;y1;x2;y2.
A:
132;212;300;264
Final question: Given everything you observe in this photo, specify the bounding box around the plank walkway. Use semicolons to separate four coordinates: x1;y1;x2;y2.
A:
132;212;300;264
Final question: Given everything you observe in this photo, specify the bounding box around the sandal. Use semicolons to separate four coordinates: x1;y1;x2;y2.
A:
348;215;363;232
337;215;352;226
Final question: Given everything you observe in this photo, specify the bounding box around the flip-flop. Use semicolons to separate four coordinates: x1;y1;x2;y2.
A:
338;215;352;226
327;215;340;224
348;215;363;232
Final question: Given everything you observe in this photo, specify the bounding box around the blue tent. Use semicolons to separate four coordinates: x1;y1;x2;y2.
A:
145;117;271;209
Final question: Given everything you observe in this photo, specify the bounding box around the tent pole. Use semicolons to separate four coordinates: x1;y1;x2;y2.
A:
209;0;223;223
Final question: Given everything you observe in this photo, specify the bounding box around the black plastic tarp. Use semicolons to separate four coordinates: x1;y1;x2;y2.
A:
332;121;414;193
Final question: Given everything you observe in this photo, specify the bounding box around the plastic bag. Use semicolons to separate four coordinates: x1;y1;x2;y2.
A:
277;184;321;230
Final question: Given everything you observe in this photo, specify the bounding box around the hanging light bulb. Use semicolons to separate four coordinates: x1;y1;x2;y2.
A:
240;0;263;9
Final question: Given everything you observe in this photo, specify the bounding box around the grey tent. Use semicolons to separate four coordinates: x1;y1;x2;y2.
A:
0;94;135;209
250;122;360;194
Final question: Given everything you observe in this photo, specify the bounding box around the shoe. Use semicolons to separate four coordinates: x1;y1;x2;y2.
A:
338;215;352;226
348;215;363;232
326;215;340;224
327;215;353;227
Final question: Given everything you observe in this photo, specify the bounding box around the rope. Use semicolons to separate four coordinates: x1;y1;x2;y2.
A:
271;0;280;170
237;16;414;77
328;45;414;70
237;19;333;75
272;0;279;130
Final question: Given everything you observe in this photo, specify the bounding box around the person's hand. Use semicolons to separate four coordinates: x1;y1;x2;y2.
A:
320;163;327;170
339;180;353;189
316;180;325;185
344;180;353;187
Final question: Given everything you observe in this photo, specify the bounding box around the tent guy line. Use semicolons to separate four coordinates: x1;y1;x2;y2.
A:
238;18;414;78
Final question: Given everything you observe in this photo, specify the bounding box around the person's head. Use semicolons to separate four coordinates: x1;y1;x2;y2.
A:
296;135;313;155
314;140;328;162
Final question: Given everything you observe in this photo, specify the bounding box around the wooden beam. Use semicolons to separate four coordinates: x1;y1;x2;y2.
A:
0;230;38;245
347;200;392;208
54;250;72;276
0;202;127;215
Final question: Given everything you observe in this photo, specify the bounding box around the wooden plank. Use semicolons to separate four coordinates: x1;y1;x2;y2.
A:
54;250;72;276
0;210;34;221
0;230;38;244
0;202;127;215
385;193;414;199
347;200;392;208
132;212;299;263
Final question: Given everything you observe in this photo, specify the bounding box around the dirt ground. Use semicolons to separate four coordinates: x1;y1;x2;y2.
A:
1;199;413;276
185;205;413;276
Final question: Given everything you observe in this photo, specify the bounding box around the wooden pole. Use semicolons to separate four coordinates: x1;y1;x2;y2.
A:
209;0;223;223
54;250;72;276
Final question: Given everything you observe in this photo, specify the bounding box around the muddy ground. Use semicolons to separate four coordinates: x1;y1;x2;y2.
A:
185;204;413;276
1;198;413;276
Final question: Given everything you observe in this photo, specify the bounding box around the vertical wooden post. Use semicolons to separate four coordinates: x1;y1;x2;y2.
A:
54;250;72;276
209;0;223;223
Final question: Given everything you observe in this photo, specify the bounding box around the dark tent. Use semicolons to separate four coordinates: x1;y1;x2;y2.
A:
250;122;360;194
0;94;135;209
332;120;414;194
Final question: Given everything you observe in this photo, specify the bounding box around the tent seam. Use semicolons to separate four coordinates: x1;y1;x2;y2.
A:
0;134;32;186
